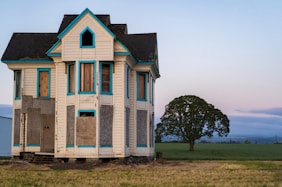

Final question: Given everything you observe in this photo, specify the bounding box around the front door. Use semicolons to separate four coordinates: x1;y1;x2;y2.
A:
40;114;55;153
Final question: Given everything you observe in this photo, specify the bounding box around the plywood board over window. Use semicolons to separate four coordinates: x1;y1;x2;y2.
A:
68;64;75;93
66;105;75;147
39;71;48;97
80;63;94;92
137;110;147;147
76;117;96;147
102;64;110;92
13;109;21;145
100;105;113;147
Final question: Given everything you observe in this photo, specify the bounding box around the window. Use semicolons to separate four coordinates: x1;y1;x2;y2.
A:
14;70;21;99
78;110;96;117
67;63;75;95
100;62;113;95
150;75;155;105
37;68;51;98
126;65;130;98
78;61;96;94
136;72;147;101
80;27;95;48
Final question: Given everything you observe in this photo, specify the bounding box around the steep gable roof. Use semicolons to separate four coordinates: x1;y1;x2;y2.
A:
1;33;57;62
1;8;158;71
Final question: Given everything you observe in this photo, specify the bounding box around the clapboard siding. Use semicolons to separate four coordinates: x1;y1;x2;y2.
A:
23;69;36;97
112;62;125;153
55;62;67;154
62;14;113;61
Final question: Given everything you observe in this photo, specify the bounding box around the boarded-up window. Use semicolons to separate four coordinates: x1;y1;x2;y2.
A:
80;63;94;93
13;109;21;145
15;71;21;99
126;107;130;147
102;64;110;92
150;113;154;147
100;105;113;147
27;108;41;146
76;117;96;147
137;110;147;147
37;68;50;98
137;73;146;100
126;66;130;98
66;106;75;147
68;64;75;94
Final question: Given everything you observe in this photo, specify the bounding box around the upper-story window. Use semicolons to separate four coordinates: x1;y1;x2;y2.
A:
126;65;130;98
37;68;51;99
137;72;147;101
80;27;95;48
14;70;21;100
67;63;75;95
100;62;113;95
78;61;96;94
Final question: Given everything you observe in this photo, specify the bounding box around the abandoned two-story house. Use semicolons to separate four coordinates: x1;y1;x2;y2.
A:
1;8;160;160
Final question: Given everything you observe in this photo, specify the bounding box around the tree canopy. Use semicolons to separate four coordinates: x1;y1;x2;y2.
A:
156;95;230;151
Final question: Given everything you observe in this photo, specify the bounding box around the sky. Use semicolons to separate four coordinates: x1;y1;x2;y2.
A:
0;0;282;136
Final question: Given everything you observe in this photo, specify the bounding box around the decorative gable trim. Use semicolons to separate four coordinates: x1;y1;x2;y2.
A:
58;8;116;40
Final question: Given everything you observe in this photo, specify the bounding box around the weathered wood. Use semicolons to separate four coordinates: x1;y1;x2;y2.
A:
100;105;113;147
150;113;154;147
76;117;96;146
102;64;110;92
39;71;48;97
13;109;21;145
27;108;41;145
126;107;130;147
69;64;75;93
137;110;147;147
40;114;55;152
21;95;33;113
66;105;75;146
138;74;145;99
33;98;55;114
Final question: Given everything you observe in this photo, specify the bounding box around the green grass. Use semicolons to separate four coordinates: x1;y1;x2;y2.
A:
156;143;282;160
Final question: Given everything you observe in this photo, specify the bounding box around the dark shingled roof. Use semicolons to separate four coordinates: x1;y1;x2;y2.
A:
2;12;158;66
1;33;57;61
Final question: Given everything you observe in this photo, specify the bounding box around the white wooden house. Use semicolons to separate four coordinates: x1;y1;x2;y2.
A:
1;8;160;160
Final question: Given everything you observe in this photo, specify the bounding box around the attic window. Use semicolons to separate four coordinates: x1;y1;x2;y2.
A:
80;27;95;48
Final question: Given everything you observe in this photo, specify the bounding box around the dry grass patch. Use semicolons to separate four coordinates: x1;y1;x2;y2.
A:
0;160;281;186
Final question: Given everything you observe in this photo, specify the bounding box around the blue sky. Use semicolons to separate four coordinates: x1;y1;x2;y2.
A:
0;0;282;136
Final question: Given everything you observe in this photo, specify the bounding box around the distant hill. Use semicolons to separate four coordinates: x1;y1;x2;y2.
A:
0;104;12;118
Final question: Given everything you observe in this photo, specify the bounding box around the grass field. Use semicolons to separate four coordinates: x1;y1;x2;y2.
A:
156;143;282;160
0;160;282;186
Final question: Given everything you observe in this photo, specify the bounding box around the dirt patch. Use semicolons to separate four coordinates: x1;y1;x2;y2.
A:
0;159;219;171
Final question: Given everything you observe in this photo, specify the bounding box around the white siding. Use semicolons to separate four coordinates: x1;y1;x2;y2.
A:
62;13;114;61
54;62;67;156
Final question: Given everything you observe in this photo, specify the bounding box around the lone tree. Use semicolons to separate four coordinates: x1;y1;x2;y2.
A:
157;95;230;151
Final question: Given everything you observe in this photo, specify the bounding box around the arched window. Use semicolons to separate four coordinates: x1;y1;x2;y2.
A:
80;27;95;48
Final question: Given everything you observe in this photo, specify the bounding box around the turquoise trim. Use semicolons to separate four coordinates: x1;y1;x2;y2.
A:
100;62;113;95
137;144;147;148
13;143;20;147
78;60;96;94
136;72;147;101
46;40;61;56
2;59;53;63
78;145;96;148
48;53;61;57
126;65;130;98
37;68;51;99
80;27;95;48
27;144;40;147
14;70;22;100
58;8;116;39
66;144;74;148
114;52;131;56
67;63;75;95
136;61;155;65
100;145;112;148
78;110;96;116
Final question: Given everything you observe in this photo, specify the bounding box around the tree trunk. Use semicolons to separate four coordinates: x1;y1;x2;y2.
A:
189;140;195;152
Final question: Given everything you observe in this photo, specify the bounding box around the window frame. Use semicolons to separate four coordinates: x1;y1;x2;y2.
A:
126;65;130;98
80;27;95;48
67;63;75;95
78;60;96;94
37;68;51;99
78;110;96;117
136;72;147;101
14;70;22;100
100;62;113;95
